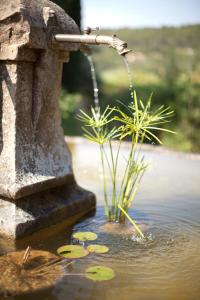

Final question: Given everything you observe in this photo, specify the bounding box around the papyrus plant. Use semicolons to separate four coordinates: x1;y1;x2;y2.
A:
78;91;174;234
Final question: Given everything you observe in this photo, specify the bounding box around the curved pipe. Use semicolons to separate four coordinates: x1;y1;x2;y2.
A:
53;34;132;56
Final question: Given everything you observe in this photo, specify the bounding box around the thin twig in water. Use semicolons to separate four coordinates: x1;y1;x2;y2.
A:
21;246;32;266
32;257;63;272
32;259;73;275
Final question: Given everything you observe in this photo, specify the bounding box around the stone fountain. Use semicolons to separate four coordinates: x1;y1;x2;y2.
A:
0;0;131;239
0;0;95;239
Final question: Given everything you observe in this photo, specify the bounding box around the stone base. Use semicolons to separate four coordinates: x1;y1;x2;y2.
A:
0;184;95;239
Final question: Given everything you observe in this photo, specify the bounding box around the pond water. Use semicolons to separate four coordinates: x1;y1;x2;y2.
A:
0;138;200;300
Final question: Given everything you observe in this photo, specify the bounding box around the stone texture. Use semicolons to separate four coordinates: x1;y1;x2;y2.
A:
0;0;80;51
0;184;95;239
0;0;80;199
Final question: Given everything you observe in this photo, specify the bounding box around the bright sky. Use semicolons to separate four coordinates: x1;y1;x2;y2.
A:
82;0;200;28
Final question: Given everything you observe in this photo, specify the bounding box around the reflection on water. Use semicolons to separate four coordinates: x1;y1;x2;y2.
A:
1;139;200;300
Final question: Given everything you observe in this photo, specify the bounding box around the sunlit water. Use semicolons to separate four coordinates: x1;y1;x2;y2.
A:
123;55;134;101
85;54;100;113
0;139;200;300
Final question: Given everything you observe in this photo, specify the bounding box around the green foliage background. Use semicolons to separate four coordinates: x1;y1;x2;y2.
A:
54;0;93;98
53;0;200;152
91;26;200;152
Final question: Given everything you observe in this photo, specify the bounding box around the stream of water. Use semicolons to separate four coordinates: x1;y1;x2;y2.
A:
85;54;100;112
123;55;134;101
86;51;135;118
87;53;134;109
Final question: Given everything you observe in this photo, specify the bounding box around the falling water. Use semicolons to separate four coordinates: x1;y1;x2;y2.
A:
85;54;100;112
123;55;134;101
86;54;133;110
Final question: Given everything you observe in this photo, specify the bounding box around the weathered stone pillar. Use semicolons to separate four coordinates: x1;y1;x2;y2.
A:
0;0;95;238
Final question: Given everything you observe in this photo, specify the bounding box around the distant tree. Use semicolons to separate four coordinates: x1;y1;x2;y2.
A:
53;0;81;27
53;0;92;100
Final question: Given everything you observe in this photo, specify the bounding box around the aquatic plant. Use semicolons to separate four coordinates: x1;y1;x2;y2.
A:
73;231;98;242
87;244;109;254
57;245;89;258
78;90;175;229
58;232;110;258
85;266;115;281
56;231;114;282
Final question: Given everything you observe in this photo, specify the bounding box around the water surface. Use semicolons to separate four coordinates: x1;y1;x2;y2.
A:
0;139;200;300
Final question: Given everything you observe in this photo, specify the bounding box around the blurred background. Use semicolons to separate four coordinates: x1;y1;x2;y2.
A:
54;0;200;153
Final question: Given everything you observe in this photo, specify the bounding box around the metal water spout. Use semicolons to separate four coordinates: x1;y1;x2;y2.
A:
53;27;132;56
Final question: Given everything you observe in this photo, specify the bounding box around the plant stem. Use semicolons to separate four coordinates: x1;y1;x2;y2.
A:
99;144;110;219
128;169;145;208
113;140;122;220
117;136;134;210
109;140;117;219
119;133;139;222
118;204;145;238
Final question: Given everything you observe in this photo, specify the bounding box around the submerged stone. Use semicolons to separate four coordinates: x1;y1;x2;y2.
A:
0;249;64;297
100;222;147;236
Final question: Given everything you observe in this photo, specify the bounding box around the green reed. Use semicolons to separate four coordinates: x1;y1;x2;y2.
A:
78;90;174;226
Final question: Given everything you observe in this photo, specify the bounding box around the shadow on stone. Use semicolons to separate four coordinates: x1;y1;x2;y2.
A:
0;182;96;239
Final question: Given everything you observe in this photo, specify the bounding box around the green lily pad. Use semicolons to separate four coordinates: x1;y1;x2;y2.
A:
87;244;109;254
73;232;98;242
85;266;115;281
57;245;89;259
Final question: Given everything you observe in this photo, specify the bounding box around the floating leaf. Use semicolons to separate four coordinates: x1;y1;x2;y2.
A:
87;244;109;254
57;245;89;259
85;266;115;281
73;232;98;242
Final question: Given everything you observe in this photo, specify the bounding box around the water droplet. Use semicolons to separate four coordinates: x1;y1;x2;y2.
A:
123;56;134;101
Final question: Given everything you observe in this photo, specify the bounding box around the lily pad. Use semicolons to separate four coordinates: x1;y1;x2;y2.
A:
87;244;109;254
57;245;89;259
85;266;115;281
73;231;98;242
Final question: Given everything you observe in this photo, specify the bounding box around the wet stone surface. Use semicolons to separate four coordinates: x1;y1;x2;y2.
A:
0;250;64;297
0;185;95;239
100;222;148;236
